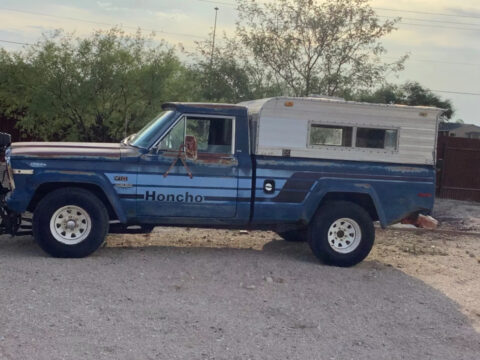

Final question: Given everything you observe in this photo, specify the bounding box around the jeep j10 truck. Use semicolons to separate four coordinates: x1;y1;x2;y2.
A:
0;97;443;266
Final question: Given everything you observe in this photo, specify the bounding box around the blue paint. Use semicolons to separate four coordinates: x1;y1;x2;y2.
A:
5;102;436;230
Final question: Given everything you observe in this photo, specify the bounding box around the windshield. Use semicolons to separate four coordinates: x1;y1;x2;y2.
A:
129;111;176;148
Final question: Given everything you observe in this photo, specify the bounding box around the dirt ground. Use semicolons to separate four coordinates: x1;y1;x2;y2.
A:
433;198;480;232
1;198;480;358
107;198;480;332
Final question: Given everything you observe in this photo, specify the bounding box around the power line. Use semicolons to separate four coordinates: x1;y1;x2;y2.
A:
0;7;207;40
386;56;480;67
378;15;480;27
197;0;480;19
0;39;32;45
431;90;480;96
197;0;234;6
400;22;480;31
374;7;480;20
195;0;480;31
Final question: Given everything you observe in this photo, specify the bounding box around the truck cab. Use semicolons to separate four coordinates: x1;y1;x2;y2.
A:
1;97;443;267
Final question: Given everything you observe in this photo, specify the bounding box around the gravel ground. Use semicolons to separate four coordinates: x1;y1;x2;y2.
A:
1;165;479;359
0;229;479;360
433;199;480;232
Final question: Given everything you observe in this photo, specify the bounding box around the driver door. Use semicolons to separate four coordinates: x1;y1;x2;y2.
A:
136;114;239;219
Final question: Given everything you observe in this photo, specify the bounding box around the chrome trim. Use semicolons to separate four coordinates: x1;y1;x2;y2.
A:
12;169;34;175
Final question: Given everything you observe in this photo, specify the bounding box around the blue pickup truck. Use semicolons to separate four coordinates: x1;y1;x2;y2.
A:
0;97;442;266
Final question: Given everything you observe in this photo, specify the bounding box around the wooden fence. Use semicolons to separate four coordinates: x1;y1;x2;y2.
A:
436;135;480;202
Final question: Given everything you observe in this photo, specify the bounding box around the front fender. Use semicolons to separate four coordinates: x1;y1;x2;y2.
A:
6;169;127;223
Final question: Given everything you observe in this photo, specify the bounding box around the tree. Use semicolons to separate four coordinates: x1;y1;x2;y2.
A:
235;0;406;97
188;36;283;103
0;28;197;142
354;81;454;120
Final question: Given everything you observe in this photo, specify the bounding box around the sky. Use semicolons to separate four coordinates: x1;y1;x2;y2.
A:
0;0;479;124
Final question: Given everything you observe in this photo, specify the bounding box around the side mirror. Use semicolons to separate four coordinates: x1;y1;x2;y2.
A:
184;135;198;160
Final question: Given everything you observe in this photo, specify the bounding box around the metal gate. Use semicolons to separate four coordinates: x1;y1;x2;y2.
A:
436;135;480;202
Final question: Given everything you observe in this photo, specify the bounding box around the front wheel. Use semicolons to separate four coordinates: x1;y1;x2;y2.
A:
308;201;374;267
33;188;109;258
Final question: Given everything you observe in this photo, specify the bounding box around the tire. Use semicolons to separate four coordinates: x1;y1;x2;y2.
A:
308;201;374;267
277;229;308;242
33;187;109;258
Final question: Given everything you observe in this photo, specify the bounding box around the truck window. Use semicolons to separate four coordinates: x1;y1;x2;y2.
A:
309;124;353;147
356;128;398;150
157;117;186;151
186;116;233;154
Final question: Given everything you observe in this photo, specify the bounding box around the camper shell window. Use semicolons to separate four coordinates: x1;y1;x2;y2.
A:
308;122;399;151
356;128;398;150
309;125;353;147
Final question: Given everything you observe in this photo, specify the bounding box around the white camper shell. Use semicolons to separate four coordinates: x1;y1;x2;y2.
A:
240;97;443;165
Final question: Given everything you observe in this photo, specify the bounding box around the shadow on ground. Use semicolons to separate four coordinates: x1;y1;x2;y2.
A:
0;235;479;360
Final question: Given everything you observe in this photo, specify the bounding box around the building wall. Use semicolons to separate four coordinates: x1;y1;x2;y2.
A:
451;124;480;139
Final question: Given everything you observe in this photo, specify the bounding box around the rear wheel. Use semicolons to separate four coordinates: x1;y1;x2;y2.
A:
33;188;109;258
308;201;374;267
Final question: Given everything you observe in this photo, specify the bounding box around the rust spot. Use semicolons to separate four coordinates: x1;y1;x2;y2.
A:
196;153;236;165
11;142;121;160
162;151;236;165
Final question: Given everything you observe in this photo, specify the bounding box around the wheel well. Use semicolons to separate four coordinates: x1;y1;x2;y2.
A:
28;183;117;220
319;192;379;221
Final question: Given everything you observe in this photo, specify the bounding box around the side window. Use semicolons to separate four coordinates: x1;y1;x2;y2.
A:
158;117;185;151
356;128;398;150
309;124;353;147
186;116;233;154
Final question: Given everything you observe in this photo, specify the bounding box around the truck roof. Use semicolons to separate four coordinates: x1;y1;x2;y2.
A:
162;102;246;114
163;97;444;115
239;96;445;112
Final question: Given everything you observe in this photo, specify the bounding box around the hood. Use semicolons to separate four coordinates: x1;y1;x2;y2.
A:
10;142;122;160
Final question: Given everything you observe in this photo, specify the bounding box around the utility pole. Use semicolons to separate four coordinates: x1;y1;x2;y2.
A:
208;7;219;100
210;7;219;70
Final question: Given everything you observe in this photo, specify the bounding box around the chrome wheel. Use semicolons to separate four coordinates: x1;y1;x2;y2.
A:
327;218;362;254
49;205;92;245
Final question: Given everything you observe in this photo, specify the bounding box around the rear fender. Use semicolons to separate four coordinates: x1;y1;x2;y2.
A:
303;179;387;227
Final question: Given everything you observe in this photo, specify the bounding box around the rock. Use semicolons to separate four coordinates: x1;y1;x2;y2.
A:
416;215;439;229
265;276;273;283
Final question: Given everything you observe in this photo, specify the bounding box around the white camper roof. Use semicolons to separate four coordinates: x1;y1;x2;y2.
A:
239;97;444;165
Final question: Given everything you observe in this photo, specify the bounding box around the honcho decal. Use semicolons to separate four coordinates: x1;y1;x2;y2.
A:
145;191;203;203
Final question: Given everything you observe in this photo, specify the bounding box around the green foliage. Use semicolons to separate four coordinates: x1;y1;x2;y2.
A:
352;81;454;120
188;37;283;103
234;0;406;97
0;15;457;142
0;28;198;142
